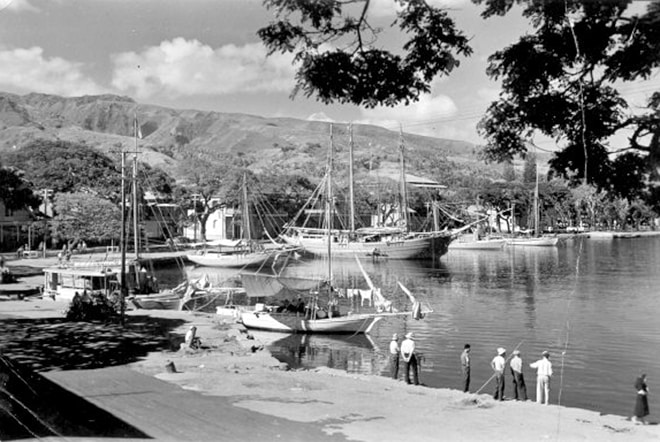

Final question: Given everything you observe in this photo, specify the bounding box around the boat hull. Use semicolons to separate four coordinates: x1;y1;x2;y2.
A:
448;238;506;250
281;233;450;260
507;237;560;247
240;311;383;334
131;292;181;310
186;251;271;268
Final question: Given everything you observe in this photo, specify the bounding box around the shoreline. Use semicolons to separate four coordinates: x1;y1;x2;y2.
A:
1;298;658;441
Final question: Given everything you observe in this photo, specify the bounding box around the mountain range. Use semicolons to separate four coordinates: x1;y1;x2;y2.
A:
0;91;506;186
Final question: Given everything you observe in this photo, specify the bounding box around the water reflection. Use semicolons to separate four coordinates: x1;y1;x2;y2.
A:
249;331;387;375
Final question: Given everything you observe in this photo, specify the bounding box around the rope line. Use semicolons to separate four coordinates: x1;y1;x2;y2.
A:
474;339;525;395
555;235;584;440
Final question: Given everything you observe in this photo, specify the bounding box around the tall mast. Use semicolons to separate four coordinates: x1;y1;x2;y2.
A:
132;155;139;259
348;123;355;232
120;150;127;325
399;125;409;231
242;172;251;242
327;124;334;283
534;151;540;237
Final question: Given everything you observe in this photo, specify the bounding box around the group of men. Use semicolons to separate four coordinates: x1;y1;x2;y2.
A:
388;334;554;404
462;344;553;404
389;332;419;385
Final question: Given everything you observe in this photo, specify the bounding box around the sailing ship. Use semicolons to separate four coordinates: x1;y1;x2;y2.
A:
241;128;425;334
506;153;559;247
187;174;293;268
279;125;451;260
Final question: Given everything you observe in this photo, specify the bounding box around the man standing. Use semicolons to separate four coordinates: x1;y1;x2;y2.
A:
389;334;400;380
530;351;553;405
400;332;419;385
460;344;471;392
491;347;506;400
510;350;528;401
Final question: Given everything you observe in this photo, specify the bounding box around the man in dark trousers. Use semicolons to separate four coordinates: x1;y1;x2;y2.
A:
389;334;400;380
400;332;419;385
510;349;528;400
461;344;471;392
491;347;506;400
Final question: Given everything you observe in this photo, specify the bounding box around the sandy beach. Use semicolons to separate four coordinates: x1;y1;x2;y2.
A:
1;280;659;442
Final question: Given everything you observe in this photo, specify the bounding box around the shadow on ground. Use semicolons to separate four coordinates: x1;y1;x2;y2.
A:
0;315;186;372
0;356;151;440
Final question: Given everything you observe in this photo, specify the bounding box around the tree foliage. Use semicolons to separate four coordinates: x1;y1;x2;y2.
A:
259;0;472;107
474;0;660;198
0;165;40;211
5;140;122;200
51;193;121;245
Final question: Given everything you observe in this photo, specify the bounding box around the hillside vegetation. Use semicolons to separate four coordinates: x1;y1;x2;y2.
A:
0;91;504;189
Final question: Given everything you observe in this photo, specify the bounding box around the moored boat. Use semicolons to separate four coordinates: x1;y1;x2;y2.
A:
280;125;451;260
448;234;506;250
187;248;273;268
506;236;560;247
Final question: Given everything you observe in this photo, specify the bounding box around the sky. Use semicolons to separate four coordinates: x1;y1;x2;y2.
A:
0;0;658;148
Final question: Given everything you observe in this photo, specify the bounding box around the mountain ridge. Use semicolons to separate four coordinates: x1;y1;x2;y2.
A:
0;91;498;185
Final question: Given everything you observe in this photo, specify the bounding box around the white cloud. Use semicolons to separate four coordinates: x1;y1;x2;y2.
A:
307;112;336;123
111;38;296;99
0;46;104;95
357;93;458;137
0;0;39;12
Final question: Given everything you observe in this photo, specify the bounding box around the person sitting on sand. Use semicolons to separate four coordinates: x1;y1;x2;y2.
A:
184;326;202;350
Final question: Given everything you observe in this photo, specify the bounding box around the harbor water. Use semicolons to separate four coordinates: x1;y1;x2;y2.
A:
170;236;660;421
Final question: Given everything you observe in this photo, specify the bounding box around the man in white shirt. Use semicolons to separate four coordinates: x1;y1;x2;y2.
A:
389;334;400;380
400;332;419;385
530;351;553;405
490;347;506;400
510;350;528;401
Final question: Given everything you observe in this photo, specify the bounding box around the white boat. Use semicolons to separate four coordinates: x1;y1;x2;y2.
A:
280;125;451;260
448;234;506;250
43;265;120;301
187;247;273;268
506;236;560;247
131;290;182;310
240;310;387;333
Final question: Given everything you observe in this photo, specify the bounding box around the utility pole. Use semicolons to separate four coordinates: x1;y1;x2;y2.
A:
42;189;52;258
192;193;200;242
120;151;127;326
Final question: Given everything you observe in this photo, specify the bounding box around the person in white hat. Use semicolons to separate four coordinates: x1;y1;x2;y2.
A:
490;347;507;400
530;351;553;405
510;349;528;400
400;332;419;385
389;334;400;380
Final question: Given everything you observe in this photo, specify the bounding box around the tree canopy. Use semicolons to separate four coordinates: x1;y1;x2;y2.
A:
50;192;121;245
4;140;122;200
258;0;472;107
0;165;40;212
475;0;660;199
